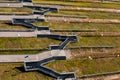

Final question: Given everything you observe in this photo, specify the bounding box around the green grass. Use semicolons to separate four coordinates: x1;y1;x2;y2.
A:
0;21;48;30
0;8;32;14
0;38;60;49
70;49;120;58
33;21;49;26
0;63;53;80
0;21;28;30
0;37;119;53
68;37;120;47
1;58;120;80
49;21;120;32
46;57;120;76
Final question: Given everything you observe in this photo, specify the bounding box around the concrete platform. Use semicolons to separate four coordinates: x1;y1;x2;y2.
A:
0;2;33;7
0;30;50;37
0;50;71;62
0;15;44;20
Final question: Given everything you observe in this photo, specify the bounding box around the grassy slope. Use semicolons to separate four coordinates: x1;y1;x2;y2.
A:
0;37;119;49
0;38;58;48
0;63;52;80
49;21;120;32
0;21;28;30
69;37;120;47
1;58;120;80
46;57;120;76
1;0;120;80
0;8;32;14
35;0;120;78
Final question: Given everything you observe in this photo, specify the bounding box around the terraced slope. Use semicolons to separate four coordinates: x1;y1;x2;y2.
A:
1;0;120;80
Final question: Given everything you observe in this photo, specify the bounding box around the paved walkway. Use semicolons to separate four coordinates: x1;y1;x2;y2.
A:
0;30;50;37
0;14;44;20
0;50;71;62
0;2;33;7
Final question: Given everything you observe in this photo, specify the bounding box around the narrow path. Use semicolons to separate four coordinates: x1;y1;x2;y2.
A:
79;32;120;37
69;0;120;3
0;30;50;37
0;2;32;7
53;32;120;37
46;16;120;23
78;71;120;80
0;15;44;20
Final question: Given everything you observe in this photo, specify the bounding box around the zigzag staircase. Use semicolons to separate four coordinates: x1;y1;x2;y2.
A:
24;54;76;80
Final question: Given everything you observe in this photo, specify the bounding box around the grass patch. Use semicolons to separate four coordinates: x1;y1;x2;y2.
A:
0;21;28;30
0;63;53;80
46;57;120;76
49;21;120;32
0;38;60;49
33;21;49;26
1;58;120;79
0;8;32;14
69;37;120;47
0;21;49;30
0;37;119;53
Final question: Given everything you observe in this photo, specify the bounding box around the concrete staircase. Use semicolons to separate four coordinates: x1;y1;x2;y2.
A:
49;35;78;50
24;50;76;80
12;18;50;31
17;0;32;3
24;5;58;15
